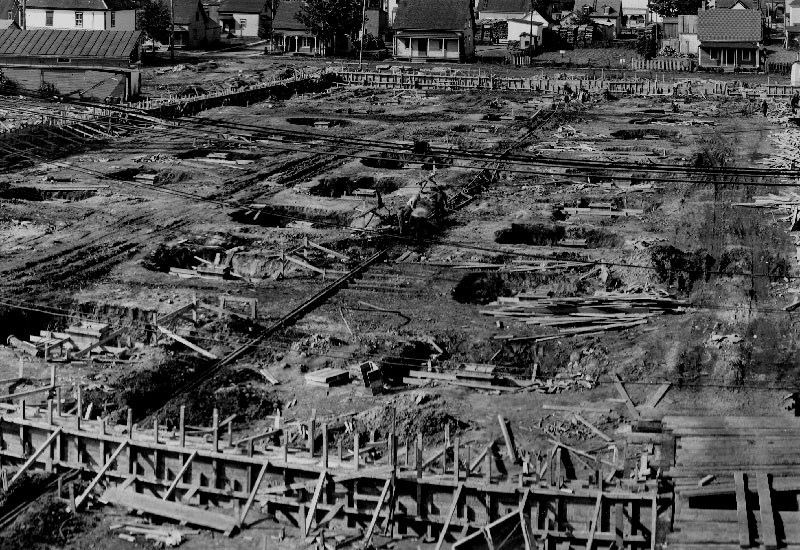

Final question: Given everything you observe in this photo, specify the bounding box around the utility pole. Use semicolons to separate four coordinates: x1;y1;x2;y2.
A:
170;0;175;62
358;0;367;70
529;0;534;64
20;0;25;29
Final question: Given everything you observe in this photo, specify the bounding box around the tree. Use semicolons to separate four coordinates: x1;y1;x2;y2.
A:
636;32;657;59
295;0;363;52
138;0;172;45
649;0;702;17
258;0;278;39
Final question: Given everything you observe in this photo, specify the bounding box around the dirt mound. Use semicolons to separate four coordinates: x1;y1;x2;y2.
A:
650;244;714;291
1;493;87;550
353;393;469;444
568;227;622;248
452;272;564;305
494;223;565;245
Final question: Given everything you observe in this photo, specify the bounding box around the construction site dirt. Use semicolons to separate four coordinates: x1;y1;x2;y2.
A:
2;55;800;550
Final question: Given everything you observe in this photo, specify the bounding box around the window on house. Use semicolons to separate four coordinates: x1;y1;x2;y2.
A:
46;10;53;25
75;12;83;27
110;11;115;27
57;57;70;63
240;18;246;28
583;5;591;13
710;48;719;60
603;6;610;14
741;49;752;61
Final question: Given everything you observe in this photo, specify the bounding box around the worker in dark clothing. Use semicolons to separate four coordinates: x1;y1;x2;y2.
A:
397;206;411;235
430;185;448;220
792;93;800;115
762;99;769;117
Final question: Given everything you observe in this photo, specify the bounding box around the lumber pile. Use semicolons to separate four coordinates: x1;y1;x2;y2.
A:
756;127;800;170
734;192;800;209
111;523;188;546
305;367;350;388
482;290;686;338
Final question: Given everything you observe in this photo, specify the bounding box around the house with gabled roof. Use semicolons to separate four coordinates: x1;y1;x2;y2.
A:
477;0;529;20
218;0;264;37
697;8;762;69
24;0;136;30
393;0;475;61
270;1;323;54
569;0;624;36
168;0;222;47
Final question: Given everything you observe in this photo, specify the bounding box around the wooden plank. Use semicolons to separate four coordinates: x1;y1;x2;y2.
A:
314;502;344;531
757;472;777;550
498;415;518;463
239;462;268;527
611;373;640;418
734;472;750;549
9;426;62;486
363;478;391;547
73;327;126;358
102;488;238;536
586;493;602;550
643;383;671;410
434;483;464;550
469;445;491;474
304;470;328;535
574;413;613;442
156;326;217;359
162;450;198;501
76;440;129;508
155;303;196;326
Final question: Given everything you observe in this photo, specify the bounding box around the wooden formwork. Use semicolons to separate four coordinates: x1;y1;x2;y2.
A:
0;406;658;549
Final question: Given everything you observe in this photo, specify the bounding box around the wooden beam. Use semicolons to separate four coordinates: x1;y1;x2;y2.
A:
314;502;344;531
304;238;350;261
434;483;464;550
73;327;126;358
0;384;55;402
284;254;325;275
156;303;197;325
469;445;491;474
305;470;328;535
574;413;613;442
76;440;129;508
102;487;238;536
734;471;750;549
162;450;198;501
757;472;777;550
9;426;62;486
643;382;671;410
611;373;640;419
586;492;603;550
239;462;268;527
156;326;217;359
497;415;518;463
363;478;391;547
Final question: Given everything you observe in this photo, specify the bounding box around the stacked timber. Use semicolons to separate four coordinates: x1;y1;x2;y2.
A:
304;367;350;387
483;290;686;337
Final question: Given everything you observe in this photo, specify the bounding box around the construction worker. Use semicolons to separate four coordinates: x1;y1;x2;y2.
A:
791;92;799;115
762;99;768;117
430;185;448;220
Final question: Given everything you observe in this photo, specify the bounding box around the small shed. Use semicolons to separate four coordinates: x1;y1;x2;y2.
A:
0;28;142;100
697;8;762;69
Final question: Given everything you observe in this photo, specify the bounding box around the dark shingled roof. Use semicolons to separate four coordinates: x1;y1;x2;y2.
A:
393;0;473;30
219;0;265;13
272;1;307;31
697;8;761;42
714;0;756;7
0;28;140;58
573;0;622;16
479;0;528;13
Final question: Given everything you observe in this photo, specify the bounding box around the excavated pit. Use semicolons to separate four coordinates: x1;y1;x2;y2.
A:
230;205;353;228
307;176;400;198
